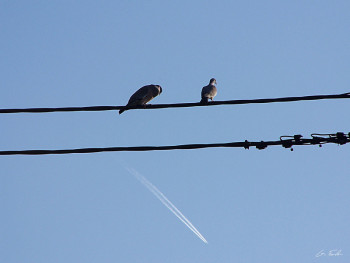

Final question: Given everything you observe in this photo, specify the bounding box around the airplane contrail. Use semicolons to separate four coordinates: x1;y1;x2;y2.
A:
126;167;208;244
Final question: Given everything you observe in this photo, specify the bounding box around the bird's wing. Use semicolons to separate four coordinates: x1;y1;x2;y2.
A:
202;85;213;97
127;86;153;106
201;85;217;100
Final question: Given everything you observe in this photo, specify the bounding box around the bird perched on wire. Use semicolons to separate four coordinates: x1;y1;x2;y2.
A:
201;78;217;103
119;84;162;114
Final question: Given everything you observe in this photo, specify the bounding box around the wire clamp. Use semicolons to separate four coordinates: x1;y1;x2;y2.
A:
334;132;347;145
244;140;250;150
256;141;267;150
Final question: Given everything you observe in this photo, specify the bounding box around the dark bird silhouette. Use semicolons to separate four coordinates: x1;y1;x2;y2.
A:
119;85;162;114
201;78;217;103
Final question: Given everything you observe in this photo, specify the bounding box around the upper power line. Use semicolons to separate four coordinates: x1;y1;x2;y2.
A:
0;92;349;114
0;132;349;156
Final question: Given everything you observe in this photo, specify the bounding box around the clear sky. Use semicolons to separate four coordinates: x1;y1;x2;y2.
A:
1;1;349;262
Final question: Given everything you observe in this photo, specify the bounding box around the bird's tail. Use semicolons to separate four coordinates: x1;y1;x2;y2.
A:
200;97;208;104
119;108;126;114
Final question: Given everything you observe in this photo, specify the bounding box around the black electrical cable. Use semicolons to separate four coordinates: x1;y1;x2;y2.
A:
1;92;349;114
1;132;349;156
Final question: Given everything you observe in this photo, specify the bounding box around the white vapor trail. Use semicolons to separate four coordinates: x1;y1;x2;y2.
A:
126;167;208;244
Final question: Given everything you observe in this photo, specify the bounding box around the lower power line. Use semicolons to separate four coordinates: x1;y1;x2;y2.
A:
0;132;349;156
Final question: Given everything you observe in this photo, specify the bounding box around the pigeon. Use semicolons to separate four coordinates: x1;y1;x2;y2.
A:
119;84;162;114
201;78;217;103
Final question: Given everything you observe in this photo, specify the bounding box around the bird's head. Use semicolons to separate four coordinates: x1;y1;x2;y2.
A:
157;85;162;95
209;78;217;85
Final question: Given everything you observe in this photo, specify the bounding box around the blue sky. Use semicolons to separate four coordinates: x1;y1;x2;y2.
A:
1;1;349;262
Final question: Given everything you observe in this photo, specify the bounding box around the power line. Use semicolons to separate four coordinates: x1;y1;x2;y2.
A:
1;132;348;156
1;92;349;114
